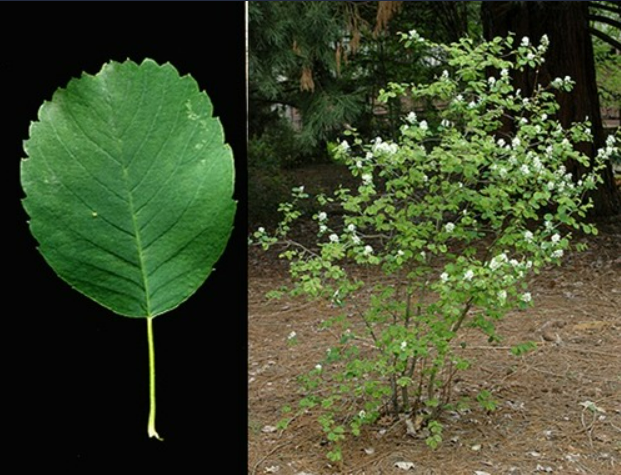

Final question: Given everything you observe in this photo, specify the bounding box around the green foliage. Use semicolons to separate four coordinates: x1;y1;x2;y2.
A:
248;118;302;228
425;420;444;449
591;3;621;110
255;32;614;461
476;390;498;412
249;1;365;148
511;341;538;356
595;46;621;110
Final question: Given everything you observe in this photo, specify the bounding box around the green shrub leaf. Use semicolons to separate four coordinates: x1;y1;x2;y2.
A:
21;59;236;318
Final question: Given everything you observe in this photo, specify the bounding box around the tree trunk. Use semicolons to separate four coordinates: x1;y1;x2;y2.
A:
481;1;621;216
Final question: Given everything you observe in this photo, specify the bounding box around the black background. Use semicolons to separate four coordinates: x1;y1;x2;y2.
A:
5;5;246;469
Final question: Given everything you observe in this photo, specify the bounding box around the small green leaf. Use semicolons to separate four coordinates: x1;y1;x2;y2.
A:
511;341;537;356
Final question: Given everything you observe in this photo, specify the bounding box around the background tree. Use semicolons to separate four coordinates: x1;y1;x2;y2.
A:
590;1;621;113
249;1;481;157
481;1;621;216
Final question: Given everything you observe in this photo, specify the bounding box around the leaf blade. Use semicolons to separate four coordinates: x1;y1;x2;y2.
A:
22;59;236;318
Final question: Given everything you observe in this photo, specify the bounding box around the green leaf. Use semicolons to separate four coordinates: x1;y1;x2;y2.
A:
21;59;236;318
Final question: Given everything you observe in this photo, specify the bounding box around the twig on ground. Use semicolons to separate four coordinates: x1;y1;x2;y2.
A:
250;441;293;475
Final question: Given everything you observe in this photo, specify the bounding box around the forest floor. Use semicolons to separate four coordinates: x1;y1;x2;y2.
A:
248;164;621;475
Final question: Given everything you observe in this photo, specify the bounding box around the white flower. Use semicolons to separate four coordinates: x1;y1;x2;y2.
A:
520;117;529;125
329;234;339;243
299;186;304;193
497;138;506;147
347;224;356;232
318;212;327;221
540;34;549;47
468;101;477;109
564;75;571;83
315;364;322;371
464;269;474;281
319;225;327;233
339;140;350;151
362;173;373;185
521;164;530;175
374;141;399;155
552;249;564;258
397;250;405;257
419;120;429;131
551;77;563;88
527;52;535;61
288;331;297;340
551;233;561;243
445;222;455;233
408;29;425;43
441;70;449;79
521;36;530;47
489;254;507;271
526;261;533;269
512;137;521;148
356;160;363;169
400;341;407;350
498;290;507;301
510;259;520;268
422;174;429;183
524;230;534;241
454;94;464;103
521;292;532;303
488;76;496;85
541;113;548;121
258;227;265;234
352;235;361;245
358;410;366;419
606;135;616;147
363;245;373;256
406;111;417;124
441;119;452;128
440;272;449;282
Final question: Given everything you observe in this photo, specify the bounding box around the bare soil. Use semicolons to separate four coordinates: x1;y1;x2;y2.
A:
249;165;621;475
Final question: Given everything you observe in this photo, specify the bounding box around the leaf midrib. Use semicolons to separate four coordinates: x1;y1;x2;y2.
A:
126;171;154;317
115;65;170;318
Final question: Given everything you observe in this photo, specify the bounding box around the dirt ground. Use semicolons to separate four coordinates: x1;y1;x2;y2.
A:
248;165;621;475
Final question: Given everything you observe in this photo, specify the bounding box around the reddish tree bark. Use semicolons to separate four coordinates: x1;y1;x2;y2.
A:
481;1;621;216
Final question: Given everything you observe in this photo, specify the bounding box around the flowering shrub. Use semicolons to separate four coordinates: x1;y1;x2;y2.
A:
253;32;615;462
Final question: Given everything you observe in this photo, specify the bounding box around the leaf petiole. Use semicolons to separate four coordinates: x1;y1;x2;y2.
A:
147;317;163;441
